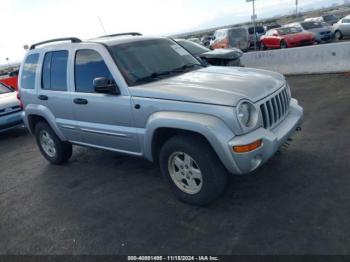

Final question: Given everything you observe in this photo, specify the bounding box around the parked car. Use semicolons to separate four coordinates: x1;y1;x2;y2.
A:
0;69;19;90
175;39;243;67
19;35;303;205
248;25;266;49
284;22;332;43
260;27;315;49
305;15;339;25
201;35;213;47
0;82;23;132
210;27;250;51
264;23;281;31
332;15;350;40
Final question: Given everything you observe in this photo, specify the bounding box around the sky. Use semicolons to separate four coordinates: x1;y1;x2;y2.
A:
0;0;343;65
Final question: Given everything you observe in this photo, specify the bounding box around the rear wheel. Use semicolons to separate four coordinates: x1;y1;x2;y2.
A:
35;122;72;165
159;134;228;206
280;40;288;49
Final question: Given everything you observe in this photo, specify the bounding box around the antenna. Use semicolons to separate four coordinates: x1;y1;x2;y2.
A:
98;17;108;36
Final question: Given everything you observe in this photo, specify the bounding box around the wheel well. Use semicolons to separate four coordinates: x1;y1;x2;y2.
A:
27;115;48;133
151;128;210;163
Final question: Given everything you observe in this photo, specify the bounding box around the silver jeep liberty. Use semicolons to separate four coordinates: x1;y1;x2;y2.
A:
19;34;303;205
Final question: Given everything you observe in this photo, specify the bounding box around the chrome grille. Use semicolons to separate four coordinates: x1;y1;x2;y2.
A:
260;87;290;129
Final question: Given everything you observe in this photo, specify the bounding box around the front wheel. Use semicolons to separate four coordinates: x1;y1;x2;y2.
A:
35;122;72;165
335;31;343;41
159;134;228;206
260;42;267;50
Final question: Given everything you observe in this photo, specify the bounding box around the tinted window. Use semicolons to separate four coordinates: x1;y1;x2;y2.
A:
21;53;39;89
42;51;68;91
301;22;323;29
75;50;112;93
248;26;265;34
176;39;209;56
343;19;350;23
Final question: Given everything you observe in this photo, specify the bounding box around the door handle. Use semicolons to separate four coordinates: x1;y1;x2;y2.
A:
38;95;48;100
73;98;88;105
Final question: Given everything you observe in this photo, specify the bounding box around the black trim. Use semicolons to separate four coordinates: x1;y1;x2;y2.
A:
0;109;22;117
30;37;82;50
0;120;23;130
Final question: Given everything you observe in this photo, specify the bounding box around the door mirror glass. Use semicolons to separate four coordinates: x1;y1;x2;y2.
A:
93;77;119;94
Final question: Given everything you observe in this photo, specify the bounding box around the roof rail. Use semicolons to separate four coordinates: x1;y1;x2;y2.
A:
29;37;82;50
98;32;142;38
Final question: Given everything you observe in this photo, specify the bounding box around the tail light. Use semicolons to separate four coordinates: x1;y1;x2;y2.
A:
16;92;24;109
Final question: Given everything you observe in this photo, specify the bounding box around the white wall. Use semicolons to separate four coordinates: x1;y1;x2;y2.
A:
241;42;350;75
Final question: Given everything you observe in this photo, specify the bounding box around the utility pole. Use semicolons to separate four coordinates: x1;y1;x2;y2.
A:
296;0;298;17
246;0;257;51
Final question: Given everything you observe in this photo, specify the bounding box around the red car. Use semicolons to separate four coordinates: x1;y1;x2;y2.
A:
260;27;315;49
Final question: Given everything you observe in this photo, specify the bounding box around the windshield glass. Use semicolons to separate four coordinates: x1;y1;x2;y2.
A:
176;39;209;56
323;15;337;21
0;83;12;94
277;27;302;35
301;22;323;29
110;39;202;86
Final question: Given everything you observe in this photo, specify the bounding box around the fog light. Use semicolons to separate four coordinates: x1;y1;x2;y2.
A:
233;139;262;153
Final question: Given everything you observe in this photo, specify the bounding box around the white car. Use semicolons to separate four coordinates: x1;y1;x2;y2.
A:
332;16;350;40
0;82;23;132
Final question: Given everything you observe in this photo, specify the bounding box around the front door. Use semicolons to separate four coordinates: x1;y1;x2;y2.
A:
70;46;140;155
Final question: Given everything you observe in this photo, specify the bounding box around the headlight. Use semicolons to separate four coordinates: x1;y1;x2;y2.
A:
236;100;258;129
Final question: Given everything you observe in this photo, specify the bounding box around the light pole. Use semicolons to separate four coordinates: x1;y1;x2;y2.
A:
296;0;298;17
246;0;257;51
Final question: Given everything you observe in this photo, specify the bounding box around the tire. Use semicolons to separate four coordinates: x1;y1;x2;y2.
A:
260;42;267;50
335;30;343;41
35;122;72;165
280;40;288;49
159;134;228;206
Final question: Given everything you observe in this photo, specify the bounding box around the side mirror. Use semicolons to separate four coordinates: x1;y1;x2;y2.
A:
93;77;119;94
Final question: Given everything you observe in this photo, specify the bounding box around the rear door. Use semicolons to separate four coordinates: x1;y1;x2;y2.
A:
38;49;81;141
70;44;140;155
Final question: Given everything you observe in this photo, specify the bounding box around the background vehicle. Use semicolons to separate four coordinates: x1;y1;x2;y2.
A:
0;82;23;132
201;35;213;47
260;27;315;49
264;23;281;31
248;25;266;49
305;15;339;25
19;35;302;205
284;22;332;43
0;70;19;90
210;27;250;51
332;15;350;40
175;39;243;67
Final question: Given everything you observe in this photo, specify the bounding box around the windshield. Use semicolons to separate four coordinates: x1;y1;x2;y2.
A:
176;39;209;56
0;83;13;94
323;15;337;21
301;22;323;29
277;27;302;35
110;39;202;86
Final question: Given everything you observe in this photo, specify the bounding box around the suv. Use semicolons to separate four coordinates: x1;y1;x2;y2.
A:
19;34;303;205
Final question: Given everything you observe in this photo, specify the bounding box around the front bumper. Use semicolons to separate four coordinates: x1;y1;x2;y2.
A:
0;111;24;133
227;98;303;174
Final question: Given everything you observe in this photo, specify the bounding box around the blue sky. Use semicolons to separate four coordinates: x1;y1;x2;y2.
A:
0;0;343;65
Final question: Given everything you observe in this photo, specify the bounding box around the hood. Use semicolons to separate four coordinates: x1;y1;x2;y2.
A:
200;48;243;60
129;66;285;106
0;91;19;109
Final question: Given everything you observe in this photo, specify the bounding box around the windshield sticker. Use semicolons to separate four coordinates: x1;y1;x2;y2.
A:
171;45;188;56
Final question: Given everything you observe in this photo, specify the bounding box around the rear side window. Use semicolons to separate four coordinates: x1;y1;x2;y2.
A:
21;53;39;89
75;49;112;93
42;51;68;91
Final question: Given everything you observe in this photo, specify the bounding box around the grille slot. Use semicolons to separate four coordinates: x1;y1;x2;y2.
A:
260;87;290;129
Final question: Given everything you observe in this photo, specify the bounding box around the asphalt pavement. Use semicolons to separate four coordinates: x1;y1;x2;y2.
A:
0;74;349;255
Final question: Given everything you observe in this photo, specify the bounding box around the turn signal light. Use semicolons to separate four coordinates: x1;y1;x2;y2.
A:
233;139;262;153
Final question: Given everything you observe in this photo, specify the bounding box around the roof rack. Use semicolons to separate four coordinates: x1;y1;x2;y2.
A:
29;37;82;50
98;32;142;38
